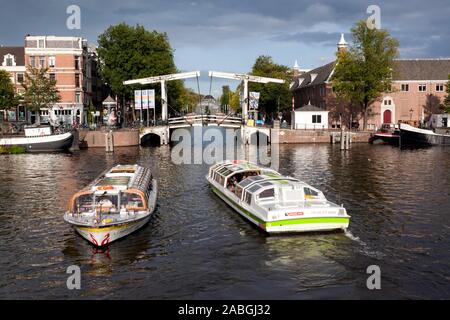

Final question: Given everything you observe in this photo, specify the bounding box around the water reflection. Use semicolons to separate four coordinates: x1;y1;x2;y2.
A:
0;143;449;299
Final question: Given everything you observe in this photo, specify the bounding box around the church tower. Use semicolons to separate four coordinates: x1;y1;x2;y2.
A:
337;33;348;53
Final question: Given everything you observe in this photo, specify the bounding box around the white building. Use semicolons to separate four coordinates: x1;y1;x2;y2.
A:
428;113;450;128
291;102;329;130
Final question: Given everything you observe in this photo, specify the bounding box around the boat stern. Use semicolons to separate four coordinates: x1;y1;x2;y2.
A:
264;207;350;234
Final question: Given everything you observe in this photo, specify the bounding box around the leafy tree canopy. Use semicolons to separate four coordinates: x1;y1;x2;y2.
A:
220;85;231;107
248;55;292;116
441;74;450;114
0;69;18;110
22;66;60;124
331;20;399;130
97;23;185;113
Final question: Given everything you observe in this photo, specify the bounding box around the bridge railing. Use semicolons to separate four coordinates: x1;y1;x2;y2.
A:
168;114;242;126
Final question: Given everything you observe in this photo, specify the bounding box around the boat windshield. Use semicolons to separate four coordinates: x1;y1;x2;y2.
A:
96;194;119;213
120;192;144;210
73;192;127;213
74;193;94;213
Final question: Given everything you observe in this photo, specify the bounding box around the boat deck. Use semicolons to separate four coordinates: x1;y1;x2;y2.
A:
65;210;148;227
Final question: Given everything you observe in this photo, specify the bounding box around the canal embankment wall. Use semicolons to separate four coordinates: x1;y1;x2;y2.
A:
273;129;372;144
76;128;371;148
78;129;140;148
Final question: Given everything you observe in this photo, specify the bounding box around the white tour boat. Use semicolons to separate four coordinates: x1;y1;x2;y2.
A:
64;164;157;246
206;160;350;234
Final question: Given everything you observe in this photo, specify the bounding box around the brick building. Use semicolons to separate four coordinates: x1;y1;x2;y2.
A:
0;46;26;122
292;34;450;130
25;35;88;124
1;36;104;126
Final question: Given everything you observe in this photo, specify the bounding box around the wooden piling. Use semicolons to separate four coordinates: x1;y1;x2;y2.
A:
105;130;114;152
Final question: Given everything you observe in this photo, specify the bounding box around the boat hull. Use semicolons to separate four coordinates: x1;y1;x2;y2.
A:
0;132;74;152
369;133;399;146
400;124;450;146
211;185;349;234
74;216;152;247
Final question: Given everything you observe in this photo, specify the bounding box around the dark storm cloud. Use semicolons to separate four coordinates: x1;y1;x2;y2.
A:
271;31;349;45
0;0;449;61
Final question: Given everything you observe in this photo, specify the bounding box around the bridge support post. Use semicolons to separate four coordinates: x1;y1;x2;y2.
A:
161;126;169;145
242;79;248;122
161;80;168;122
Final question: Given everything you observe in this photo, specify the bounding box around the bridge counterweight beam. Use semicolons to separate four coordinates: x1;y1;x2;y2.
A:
243;79;249;122
161;80;168;122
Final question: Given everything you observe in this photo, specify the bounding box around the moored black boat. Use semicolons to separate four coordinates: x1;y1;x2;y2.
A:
399;123;450;147
0;126;74;152
369;123;400;146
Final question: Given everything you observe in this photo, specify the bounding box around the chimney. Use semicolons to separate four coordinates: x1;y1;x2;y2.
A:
337;33;348;54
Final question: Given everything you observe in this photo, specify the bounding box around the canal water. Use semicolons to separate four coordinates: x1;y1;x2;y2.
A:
0;141;449;299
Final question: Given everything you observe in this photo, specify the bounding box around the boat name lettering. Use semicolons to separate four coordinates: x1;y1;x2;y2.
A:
286;212;304;216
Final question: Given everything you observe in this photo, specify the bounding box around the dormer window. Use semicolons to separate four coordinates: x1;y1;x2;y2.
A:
2;54;16;67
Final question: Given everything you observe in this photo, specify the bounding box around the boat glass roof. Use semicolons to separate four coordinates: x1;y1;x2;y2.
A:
238;175;264;188
95;176;130;187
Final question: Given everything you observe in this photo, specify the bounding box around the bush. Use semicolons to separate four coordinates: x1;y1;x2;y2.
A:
0;145;25;154
9;145;25;154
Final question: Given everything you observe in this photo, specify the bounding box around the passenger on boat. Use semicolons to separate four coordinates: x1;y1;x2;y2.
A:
228;176;238;192
96;196;118;213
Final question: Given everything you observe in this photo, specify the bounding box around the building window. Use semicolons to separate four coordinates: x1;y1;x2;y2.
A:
17;73;24;83
384;99;392;106
48;56;56;67
419;84;427;92
30;56;36;67
75;92;81;103
401;84;409;92
49;73;56;81
312;115;322;123
436;84;444;92
75;56;80;70
75;74;80;87
38;39;45;48
39;56;45;68
6;57;13;66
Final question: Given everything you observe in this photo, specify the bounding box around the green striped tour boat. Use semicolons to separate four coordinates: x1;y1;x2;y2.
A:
206;160;350;234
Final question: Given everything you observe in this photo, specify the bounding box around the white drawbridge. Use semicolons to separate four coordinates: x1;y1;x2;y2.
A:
123;71;201;122
208;71;285;120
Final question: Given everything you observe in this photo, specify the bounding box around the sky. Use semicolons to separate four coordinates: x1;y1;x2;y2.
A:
1;0;449;96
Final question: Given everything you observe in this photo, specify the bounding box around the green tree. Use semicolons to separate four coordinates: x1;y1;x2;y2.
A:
229;87;241;112
86;101;96;125
331;20;399;130
248;55;292;116
220;85;231;112
97;23;183;115
177;87;200;114
441;74;450;113
0;69;18;110
22;66;60;125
